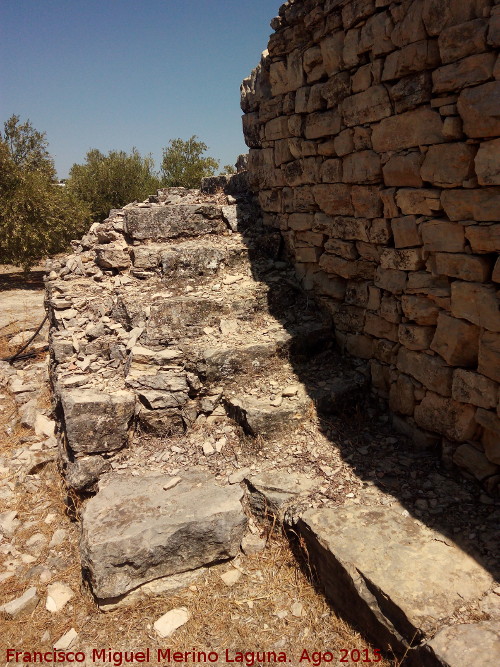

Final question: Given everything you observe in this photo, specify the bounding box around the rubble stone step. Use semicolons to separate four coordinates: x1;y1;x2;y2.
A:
80;469;247;601
123;204;230;241
295;505;494;664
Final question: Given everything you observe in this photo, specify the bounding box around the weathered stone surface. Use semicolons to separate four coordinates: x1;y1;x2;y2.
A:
341;85;392;126
81;470;246;599
382;39;440;80
364;313;398;342
396;188;442;215
414;393;478;440
382;153;424;188
304;110;341;139
451;282;500;332
475;139;500;186
65;456;111;492
441;188;500;222
297;505;493;651
372;108;445;151
375;267;407;294
399;324;435;351
321;72;351;108
453;443;498;481
431;253;492;282
0;587;39;619
154;607;190;639
389;72;432;113
226;390;312;437
245;469;320;520
420;143;476;188
380;248;424;271
60;389;135;454
397;347;452;396
430;313;480;366
457;82;500;138
320;254;375;280
124;205;225;241
432;53;496;94
427;621;500;667
421;220;465;252
342;151;381;184
452;369;498;409
391;216;420;248
328;216;371;242
438;19;489;64
95;245;131;270
351;185;383;218
313;184;354;215
478;331;500;383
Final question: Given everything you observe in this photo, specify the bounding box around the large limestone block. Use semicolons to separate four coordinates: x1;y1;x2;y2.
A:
426;621;500;667
452;368;498;409
225;390;312;437
382;39;440;81
432;53;496;94
478;331;500;383
420;143;476;188
397;347;453;396
438;18;488;64
341;85;392;126
414;392;477;440
124;205;225;241
475;139;500;186
457;82;500;138
451;282;500;332
80;471;246;599
297;506;493;651
442;188;500;222
430;313;480;366
372;108;445;151
60;389;135;454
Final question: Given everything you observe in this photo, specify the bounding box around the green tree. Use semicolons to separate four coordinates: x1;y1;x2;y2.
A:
161;136;219;188
66;148;161;222
0;116;90;271
223;164;236;174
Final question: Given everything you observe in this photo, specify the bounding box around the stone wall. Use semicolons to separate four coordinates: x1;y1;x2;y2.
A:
241;0;500;493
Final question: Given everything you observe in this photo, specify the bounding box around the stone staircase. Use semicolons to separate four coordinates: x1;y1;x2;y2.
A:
45;179;499;666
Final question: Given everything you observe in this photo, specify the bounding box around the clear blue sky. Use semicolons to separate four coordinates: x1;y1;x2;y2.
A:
0;0;280;179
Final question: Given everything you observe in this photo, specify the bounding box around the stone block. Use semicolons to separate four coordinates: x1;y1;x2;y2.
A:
457;82;500;138
306;83;327;113
453;443;498;480
320;158;342;183
433;53;496;94
475;139;500;186
442;116;464;140
431;253;492;282
364;313;399;342
476;409;500;464
401;295;440;325
321;72;351;108
396;188;442;215
303;46;325;83
380;188;399;218
295;246;322;263
320;32;344;75
390;0;426;48
343;28;361;68
296;231;324;247
441;188;500;222
288;213;314;231
397;348;453;396
375;267;407;294
380;248;425;271
382;40;440;80
353;126;372;151
342;0;376;30
351;185;383;218
333;305;366;333
269;60;288;96
274;139;294;166
287;49;305;91
345;281;370;308
493;257;500;283
380;293;401;323
341;85;392;126
478;331;500;383
305;110;341;139
312;272;347;300
451;282;500;332
367;285;381;310
265;116;290;141
319;254;375;280
356;241;381;262
452;369;498;409
313;184;353;215
438;19;488;64
430;313;480;366
351;64;373;92
369;218;392;244
489;11;500;48
420;143;476;188
345;334;375;359
284;158;321;186
414;393;477;440
392;216;420;248
372;108;445;152
60;389;136;454
389;72;432;114
324;238;358;259
382;153;424;187
389;374;416;416
288;115;304;138
399;324;435;351
258;190;282;213
334;129;354;156
342;151;381;184
421;220;465;252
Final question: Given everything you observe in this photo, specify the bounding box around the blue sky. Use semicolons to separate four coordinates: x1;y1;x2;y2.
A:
0;0;280;178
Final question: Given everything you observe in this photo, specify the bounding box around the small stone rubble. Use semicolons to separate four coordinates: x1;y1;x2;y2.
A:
39;169;500;665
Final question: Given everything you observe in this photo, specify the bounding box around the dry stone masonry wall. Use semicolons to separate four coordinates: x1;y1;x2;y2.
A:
241;0;500;494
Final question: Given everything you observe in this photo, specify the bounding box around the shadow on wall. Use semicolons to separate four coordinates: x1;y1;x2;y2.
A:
209;175;499;587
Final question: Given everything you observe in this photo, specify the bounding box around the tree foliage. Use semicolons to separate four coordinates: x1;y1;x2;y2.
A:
161;136;219;188
0;116;90;271
66;148;161;222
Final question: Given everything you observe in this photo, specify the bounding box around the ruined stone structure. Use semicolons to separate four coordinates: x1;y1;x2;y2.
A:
241;0;500;493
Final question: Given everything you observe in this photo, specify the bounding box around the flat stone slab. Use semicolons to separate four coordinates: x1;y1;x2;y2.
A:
124;205;226;241
297;505;494;655
425;621;500;667
80;469;247;599
0;289;45;331
245;469;321;520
